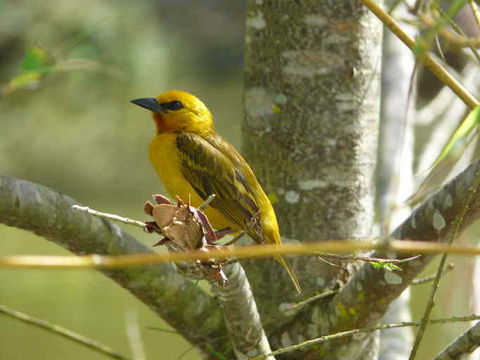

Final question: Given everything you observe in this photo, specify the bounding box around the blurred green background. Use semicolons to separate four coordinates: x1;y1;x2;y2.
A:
0;0;244;359
0;1;476;359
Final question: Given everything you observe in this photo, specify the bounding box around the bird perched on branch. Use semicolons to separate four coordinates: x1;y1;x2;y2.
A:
131;90;301;293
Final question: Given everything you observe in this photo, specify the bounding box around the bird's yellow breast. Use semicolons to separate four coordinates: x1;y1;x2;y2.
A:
149;133;235;231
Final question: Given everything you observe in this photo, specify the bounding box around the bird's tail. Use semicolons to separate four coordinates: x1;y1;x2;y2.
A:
276;255;302;294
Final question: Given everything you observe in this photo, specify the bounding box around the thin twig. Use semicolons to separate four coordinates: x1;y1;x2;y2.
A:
316;255;348;270
432;4;480;63
470;0;480;29
280;289;338;315
125;310;146;360
5;240;480;269
72;205;146;229
318;253;420;264
359;0;479;109
417;12;480;49
408;170;480;359
198;194;216;211
250;314;480;360
0;304;130;360
146;327;179;334
411;263;455;285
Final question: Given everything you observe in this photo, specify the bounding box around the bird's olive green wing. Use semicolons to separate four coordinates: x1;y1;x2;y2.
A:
176;132;264;242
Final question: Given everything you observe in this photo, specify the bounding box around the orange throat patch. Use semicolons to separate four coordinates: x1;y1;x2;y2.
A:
152;113;172;134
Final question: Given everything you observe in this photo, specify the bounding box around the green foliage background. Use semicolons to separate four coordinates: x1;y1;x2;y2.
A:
0;1;475;359
0;1;244;359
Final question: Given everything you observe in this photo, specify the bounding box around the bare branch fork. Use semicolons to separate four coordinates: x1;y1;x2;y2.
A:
1;177;274;360
310;157;480;357
360;0;479;109
4;151;480;358
3;158;480;358
0;175;231;360
252;314;480;360
94;192;273;358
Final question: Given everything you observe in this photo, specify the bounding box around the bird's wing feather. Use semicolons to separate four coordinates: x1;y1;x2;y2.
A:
176;132;264;242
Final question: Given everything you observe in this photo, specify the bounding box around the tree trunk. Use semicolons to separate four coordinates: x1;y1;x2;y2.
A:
243;0;382;358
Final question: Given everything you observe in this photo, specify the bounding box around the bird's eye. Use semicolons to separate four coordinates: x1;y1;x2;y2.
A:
166;100;184;110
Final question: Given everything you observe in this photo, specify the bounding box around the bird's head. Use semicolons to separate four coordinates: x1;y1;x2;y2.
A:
131;90;214;135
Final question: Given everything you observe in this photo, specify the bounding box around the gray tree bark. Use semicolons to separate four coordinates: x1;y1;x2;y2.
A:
243;0;382;358
0;176;231;359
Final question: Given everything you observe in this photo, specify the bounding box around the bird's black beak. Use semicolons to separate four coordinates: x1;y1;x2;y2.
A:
130;97;164;113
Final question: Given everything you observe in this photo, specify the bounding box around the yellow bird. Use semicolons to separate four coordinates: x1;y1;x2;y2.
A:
131;90;301;293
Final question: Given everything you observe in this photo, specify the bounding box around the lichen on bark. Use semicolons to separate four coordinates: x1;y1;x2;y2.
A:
242;0;383;358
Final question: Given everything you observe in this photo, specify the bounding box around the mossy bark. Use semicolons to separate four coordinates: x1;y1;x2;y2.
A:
243;0;382;358
0;176;232;360
243;1;382;358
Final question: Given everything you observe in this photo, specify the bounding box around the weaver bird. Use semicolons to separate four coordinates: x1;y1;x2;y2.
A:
131;90;301;293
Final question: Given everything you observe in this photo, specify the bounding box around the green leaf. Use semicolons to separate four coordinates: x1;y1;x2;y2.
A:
7;72;42;90
406;106;480;206
20;46;49;73
429;106;480;170
414;0;468;58
370;262;402;272
3;46;55;93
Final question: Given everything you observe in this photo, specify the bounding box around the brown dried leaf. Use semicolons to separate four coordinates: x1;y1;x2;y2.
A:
144;194;230;287
152;204;177;228
164;207;203;250
153;194;172;205
144;201;154;216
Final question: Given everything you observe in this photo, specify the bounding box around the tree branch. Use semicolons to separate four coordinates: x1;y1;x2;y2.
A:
211;263;275;360
0;176;231;359
329;157;480;355
409;167;480;359
0;304;130;360
360;0;479;109
253;315;480;359
434;321;480;360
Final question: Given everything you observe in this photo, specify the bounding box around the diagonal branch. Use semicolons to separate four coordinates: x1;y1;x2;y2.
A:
360;0;479;109
409;166;480;359
0;176;231;359
0;304;130;360
434;321;480;359
254;315;480;359
211;263;275;360
329;157;480;354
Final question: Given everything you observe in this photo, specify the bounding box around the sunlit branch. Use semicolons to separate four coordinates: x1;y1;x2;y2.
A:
359;0;479;108
72;205;146;229
4;240;480;269
411;263;455;285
